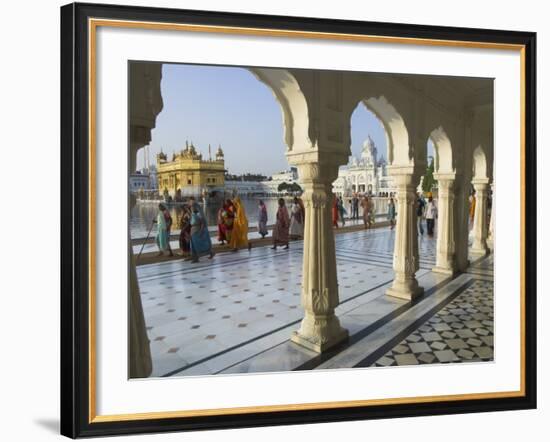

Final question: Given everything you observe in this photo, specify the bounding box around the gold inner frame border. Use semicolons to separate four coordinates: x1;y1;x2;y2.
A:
87;17;527;424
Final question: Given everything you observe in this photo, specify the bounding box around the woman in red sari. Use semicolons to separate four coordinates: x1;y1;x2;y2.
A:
271;198;290;250
178;206;192;256
332;196;339;228
217;199;235;244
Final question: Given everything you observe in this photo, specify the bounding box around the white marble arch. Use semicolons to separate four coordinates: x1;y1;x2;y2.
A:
471;145;491;256
354;95;424;300
428;126;458;274
430;126;454;175
247;68;312;152
473;144;489;180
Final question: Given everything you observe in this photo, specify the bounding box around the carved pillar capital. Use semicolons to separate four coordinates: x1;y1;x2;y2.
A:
295;161;339;184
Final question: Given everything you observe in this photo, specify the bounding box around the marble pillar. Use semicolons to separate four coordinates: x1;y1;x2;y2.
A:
290;161;349;353
129;140;153;379
386;173;424;301
128;63;163;378
433;175;457;275
471;179;490;256
454;174;472;272
487;183;494;249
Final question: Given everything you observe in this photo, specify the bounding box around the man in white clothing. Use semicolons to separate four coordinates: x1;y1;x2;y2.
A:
425;195;437;237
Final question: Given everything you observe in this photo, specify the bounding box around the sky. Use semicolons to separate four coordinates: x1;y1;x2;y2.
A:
137;63;433;174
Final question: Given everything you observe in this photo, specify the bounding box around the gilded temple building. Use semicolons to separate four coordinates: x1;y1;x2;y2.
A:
156;142;225;198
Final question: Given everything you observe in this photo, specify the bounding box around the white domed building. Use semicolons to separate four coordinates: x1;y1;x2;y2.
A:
333;136;395;197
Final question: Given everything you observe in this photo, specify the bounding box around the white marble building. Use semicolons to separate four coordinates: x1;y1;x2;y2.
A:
333;136;395;197
129;171;150;194
223;167;301;196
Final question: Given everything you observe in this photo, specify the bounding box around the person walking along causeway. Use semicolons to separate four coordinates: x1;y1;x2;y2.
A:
178;206;192;257
425;195;438;237
229;197;250;251
272;198;290;250
417;192;426;235
217;199;234;244
351;194;359;220
189;202;214;263
332;196;339;228
161;204;174;257
387;197;396;230
362;196;374;229
154;203;170;256
289;196;305;239
337;197;347;226
258;200;268;238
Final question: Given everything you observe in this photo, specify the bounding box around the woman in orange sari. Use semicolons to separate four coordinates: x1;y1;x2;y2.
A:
228;197;249;251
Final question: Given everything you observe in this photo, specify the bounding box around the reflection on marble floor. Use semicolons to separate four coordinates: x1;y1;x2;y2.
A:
136;228;493;377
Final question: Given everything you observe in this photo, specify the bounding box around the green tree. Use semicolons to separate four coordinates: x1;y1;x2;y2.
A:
422;157;437;193
277;182;289;192
289;182;303;193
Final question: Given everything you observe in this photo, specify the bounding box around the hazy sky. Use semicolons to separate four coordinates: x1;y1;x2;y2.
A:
137;64;433;174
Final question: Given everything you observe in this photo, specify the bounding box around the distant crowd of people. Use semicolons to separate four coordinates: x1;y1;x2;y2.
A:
331;194;396;230
152;189;468;262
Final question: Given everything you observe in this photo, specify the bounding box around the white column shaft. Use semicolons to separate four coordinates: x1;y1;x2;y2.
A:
487;183;494;247
434;178;457;274
471;181;490;255
291;163;348;352
386;174;424;300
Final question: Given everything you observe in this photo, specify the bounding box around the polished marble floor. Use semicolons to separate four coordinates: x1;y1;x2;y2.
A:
136;227;493;377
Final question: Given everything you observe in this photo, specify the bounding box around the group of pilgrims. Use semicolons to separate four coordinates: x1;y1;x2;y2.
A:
154;197;214;263
153;196;307;263
217;196;306;250
151;191;456;263
332;194;397;230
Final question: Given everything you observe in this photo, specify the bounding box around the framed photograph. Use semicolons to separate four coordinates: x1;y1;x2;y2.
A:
60;2;536;438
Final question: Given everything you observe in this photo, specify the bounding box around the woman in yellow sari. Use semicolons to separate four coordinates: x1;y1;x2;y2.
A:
228;197;250;251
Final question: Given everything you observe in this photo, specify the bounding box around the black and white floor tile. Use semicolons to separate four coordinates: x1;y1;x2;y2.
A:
372;279;494;367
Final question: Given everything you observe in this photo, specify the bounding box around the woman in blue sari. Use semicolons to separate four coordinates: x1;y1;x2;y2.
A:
189;202;214;263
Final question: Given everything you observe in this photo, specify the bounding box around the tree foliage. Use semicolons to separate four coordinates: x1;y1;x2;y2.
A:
277;182;289;192
422;157;437;193
277;182;303;194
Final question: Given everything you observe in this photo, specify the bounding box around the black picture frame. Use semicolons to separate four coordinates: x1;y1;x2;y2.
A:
60;2;537;438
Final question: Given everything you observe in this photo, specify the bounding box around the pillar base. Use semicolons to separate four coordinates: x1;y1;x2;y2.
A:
386;284;424;301
432;265;457;276
470;246;490;257
291;316;349;353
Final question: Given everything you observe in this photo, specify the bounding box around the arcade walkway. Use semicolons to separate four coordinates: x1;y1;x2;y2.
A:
137;228;493;377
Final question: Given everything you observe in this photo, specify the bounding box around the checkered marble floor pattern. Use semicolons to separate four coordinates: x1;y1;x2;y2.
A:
371;279;494;367
136;226;493;377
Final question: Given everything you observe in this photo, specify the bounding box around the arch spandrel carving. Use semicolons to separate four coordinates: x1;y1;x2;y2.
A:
429;126;455;175
248;68;315;152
